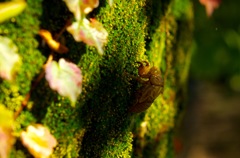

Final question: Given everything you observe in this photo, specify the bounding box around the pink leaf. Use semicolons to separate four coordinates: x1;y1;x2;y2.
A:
45;58;82;106
21;124;57;158
63;0;99;20
67;18;108;55
199;0;221;17
63;0;81;20
0;36;22;81
80;0;99;14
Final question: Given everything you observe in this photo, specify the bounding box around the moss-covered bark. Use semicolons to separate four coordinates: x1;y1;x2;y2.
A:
0;0;193;157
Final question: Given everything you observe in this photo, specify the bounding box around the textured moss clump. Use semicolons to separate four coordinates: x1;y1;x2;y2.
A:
0;0;193;157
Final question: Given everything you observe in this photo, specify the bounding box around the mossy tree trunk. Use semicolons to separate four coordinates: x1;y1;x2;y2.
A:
0;0;193;157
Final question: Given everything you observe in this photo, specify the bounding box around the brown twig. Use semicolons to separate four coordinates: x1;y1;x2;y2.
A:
14;54;54;119
14;20;69;119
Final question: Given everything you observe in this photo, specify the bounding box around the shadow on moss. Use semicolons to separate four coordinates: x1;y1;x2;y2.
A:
79;58;133;157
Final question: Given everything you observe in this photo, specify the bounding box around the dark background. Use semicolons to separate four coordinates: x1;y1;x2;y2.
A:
179;0;240;157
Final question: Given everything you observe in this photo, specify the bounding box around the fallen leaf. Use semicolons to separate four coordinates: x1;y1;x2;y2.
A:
39;29;69;54
45;58;82;106
63;0;99;20
0;0;27;23
199;0;221;17
67;18;108;55
0;36;21;81
21;124;57;158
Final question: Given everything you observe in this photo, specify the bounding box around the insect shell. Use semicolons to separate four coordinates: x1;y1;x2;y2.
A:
129;61;164;113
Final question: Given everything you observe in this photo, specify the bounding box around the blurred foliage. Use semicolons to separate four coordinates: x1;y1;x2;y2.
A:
191;0;240;91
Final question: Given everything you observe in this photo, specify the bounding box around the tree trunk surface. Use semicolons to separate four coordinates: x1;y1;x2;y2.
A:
0;0;193;157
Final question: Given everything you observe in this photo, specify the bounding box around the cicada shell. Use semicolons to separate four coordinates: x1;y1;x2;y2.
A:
129;61;164;113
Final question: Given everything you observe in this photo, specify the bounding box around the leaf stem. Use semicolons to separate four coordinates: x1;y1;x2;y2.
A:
14;19;70;119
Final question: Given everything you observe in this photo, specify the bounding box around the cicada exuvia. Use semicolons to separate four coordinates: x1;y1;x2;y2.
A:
129;61;164;113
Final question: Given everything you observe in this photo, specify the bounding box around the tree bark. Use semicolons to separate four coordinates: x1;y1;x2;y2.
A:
0;0;193;157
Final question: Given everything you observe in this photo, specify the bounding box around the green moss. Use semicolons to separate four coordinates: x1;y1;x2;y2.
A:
130;0;193;157
10;149;27;158
170;0;193;20
78;0;148;157
0;0;193;157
